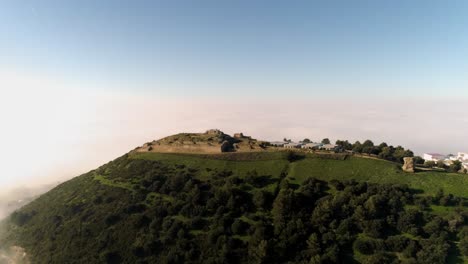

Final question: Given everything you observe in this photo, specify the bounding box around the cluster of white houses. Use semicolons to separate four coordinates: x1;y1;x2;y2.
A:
423;152;468;170
269;141;340;151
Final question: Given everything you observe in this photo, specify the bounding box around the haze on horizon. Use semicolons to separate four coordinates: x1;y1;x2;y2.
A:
1;1;468;194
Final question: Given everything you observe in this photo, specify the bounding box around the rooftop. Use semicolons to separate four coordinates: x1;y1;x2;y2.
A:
425;153;445;156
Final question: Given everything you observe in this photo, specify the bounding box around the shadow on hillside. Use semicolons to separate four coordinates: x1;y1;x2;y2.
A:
248;175;279;188
287;151;306;162
408;188;424;195
446;241;465;264
288;182;301;189
414;167;459;174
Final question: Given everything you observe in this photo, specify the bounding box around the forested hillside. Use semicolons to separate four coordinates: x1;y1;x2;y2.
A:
1;152;467;263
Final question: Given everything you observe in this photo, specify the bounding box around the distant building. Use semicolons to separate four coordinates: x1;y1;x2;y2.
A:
463;162;468;170
457;152;468;162
284;142;303;149
302;143;322;150
443;159;454;166
423;153;446;162
321;144;339;151
269;141;286;147
447;154;458;161
457;153;468;171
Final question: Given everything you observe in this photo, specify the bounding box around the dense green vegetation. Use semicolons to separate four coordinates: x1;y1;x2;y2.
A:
334;139;414;163
133;152;468;197
1;152;467;263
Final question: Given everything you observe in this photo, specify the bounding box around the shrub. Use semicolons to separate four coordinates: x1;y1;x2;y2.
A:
231;219;249;235
460;237;468;256
385;235;410;252
354;237;376;255
105;214;121;226
100;250;123;264
364;252;398;264
10;211;36;226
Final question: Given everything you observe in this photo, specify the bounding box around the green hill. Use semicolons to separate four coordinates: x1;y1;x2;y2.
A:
1;150;467;263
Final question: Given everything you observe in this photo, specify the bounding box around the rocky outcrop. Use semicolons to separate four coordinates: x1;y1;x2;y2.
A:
233;133;244;138
133;129;267;154
220;141;233;152
402;157;415;173
205;129;223;136
234;132;252;139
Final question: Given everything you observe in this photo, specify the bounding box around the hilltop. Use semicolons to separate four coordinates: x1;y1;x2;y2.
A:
134;129;267;154
1;130;468;263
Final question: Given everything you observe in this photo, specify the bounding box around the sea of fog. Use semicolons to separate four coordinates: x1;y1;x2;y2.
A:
0;184;58;221
1;91;468;222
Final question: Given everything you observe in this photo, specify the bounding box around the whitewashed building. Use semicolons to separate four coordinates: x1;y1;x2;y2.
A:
302;143;322;149
423;153;446;162
284;142;303;149
321;144;339;151
463;162;468;169
457;153;468;171
457;152;468;161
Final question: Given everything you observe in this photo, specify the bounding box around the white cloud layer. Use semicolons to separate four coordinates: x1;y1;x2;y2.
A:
1;68;467;194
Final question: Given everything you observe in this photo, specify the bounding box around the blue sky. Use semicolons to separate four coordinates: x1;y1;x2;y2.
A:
1;0;467;97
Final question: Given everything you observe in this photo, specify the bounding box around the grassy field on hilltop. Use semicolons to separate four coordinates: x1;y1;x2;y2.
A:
132;151;468;197
287;156;468;197
131;152;291;181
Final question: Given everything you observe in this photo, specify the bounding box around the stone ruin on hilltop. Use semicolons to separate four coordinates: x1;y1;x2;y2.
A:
402;157;415;173
135;129;266;154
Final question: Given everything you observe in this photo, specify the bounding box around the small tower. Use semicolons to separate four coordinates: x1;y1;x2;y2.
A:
402;157;415;173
